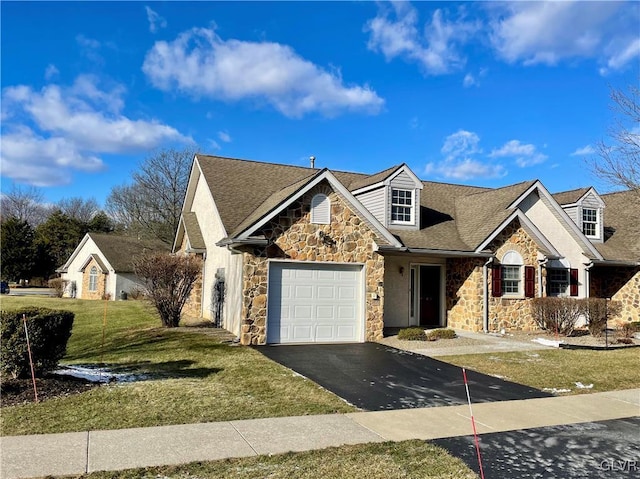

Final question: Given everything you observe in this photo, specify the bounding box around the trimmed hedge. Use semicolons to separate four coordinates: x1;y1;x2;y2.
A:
426;328;457;340
0;307;74;379
397;327;427;341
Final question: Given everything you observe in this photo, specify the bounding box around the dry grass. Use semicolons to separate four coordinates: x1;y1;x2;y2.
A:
1;297;354;436
442;348;640;394
65;441;478;479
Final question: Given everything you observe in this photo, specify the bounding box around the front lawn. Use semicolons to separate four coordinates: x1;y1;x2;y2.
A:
59;440;478;479
442;348;640;395
0;297;354;436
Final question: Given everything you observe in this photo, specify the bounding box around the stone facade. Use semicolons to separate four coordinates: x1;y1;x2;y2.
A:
590;267;640;323
80;257;107;300
176;237;204;320
447;220;542;332
487;220;541;331
238;182;385;345
446;258;485;331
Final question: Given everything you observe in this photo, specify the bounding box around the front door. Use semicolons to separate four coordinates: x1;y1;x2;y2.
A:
419;266;440;327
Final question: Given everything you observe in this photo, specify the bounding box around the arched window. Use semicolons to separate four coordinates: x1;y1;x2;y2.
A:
89;266;98;291
501;250;523;296
311;193;330;224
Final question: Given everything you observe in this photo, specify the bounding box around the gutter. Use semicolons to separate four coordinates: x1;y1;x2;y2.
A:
588;259;640;267
584;261;594;298
216;237;269;255
483;256;494;333
537;257;549;298
377;245;493;258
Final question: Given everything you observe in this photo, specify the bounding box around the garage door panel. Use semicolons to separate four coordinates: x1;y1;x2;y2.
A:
267;262;363;344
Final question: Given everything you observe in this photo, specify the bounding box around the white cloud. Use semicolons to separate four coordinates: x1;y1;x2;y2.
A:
1;76;190;186
145;6;167;33
44;64;59;80
427;130;505;180
490;139;547;167
208;139;221;151
217;130;232;143
365;3;479;75
463;73;477;88
441;130;482;160
571;145;595;156
142;26;384;118
489;2;639;72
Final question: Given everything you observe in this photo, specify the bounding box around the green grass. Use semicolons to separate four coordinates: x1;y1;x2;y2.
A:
62;440;478;479
0;297;354;436
442;348;640;394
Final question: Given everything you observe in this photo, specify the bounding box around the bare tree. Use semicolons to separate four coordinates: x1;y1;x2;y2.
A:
56;197;100;224
591;84;640;195
134;253;202;327
0;184;52;226
106;147;195;244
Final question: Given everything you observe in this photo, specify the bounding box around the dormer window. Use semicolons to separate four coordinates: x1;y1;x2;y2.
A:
391;189;413;224
582;208;598;237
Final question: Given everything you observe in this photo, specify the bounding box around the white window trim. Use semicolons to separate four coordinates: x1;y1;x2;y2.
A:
501;250;524;298
581;207;599;238
88;266;98;292
390;188;414;225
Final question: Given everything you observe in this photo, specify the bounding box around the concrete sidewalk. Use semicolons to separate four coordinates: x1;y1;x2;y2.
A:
1;389;638;479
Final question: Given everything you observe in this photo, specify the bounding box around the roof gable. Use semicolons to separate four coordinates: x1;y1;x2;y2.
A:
88;233;169;272
234;169;402;248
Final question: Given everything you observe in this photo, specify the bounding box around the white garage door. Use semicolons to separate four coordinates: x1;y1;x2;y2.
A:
267;262;364;344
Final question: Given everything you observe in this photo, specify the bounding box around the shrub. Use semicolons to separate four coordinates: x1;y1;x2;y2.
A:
580;298;622;337
128;287;145;300
397;327;427;341
134;253;202;328
530;298;580;336
426;328;457;340
0;307;74;379
618;323;636;340
48;278;67;298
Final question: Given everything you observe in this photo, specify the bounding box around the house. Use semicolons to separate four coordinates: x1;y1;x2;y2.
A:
173;154;640;345
57;233;169;300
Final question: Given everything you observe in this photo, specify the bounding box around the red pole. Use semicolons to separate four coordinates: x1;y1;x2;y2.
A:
22;314;39;403
462;368;485;479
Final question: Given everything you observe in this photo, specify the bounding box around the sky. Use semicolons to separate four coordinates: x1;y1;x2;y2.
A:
1;1;638;207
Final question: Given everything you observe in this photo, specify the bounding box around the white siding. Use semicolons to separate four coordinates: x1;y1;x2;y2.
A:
189;171;243;336
355;187;386;225
61;237;104;299
115;273;146;298
520;192;591;298
563;205;579;225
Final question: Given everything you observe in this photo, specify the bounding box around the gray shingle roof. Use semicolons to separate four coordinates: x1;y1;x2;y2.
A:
552;187;590;205
183;212;206;250
455;181;537;249
89;233;169;272
192;155;638;262
596;191;640;262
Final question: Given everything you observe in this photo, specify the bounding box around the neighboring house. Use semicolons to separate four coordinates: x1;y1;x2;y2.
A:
57;233;169;300
174;155;640;345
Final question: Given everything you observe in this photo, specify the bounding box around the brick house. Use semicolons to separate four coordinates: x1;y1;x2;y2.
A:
173;155;640;345
58;233;169;300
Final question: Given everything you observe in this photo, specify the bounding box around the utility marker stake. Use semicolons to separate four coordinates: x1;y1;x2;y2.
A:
23;314;39;403
462;368;485;479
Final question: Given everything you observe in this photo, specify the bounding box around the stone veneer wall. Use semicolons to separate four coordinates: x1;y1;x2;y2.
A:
487;220;541;331
80;257;107;300
446;258;485;331
590;267;640;323
176;236;204;320
239;183;385;345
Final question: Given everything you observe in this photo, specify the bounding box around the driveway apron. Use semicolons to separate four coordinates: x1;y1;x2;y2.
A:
256;343;551;410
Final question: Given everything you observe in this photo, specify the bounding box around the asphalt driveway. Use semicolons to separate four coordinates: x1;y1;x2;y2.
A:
256;343;551;410
431;417;640;478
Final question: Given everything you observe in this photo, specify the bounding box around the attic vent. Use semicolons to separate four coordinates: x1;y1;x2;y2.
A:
311;193;330;224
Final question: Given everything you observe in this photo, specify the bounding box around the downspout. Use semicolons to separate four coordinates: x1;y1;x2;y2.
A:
538;258;549;297
482;257;494;333
584;262;594;298
200;251;207;318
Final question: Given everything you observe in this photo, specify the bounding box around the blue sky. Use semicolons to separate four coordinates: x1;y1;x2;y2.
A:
1;1;638;207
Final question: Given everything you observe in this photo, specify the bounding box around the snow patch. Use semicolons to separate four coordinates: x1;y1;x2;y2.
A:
575;382;593;389
542;387;572;394
53;365;151;383
533;338;564;347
